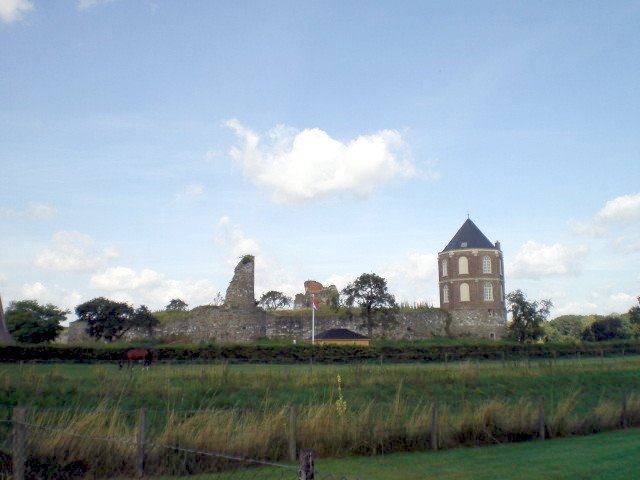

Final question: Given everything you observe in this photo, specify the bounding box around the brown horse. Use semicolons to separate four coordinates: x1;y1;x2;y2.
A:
119;348;155;369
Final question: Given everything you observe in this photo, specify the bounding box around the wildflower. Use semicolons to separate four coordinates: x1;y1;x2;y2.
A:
335;374;347;417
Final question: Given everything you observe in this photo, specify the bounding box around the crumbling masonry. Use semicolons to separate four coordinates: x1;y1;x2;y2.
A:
68;250;499;343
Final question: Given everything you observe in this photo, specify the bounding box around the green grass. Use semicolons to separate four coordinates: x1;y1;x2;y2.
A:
2;355;640;411
151;428;640;480
4;358;640;478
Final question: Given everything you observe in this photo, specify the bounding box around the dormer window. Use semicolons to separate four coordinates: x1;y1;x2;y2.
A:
460;242;467;248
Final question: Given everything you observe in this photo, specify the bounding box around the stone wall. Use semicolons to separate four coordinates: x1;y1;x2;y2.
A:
157;305;267;342
67;308;455;343
266;309;450;341
448;309;507;339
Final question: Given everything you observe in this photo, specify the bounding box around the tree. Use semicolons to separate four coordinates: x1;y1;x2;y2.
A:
131;305;160;337
166;299;188;311
258;291;292;310
342;273;398;338
76;297;135;342
4;300;67;343
629;297;640;328
506;290;552;343
582;316;631;341
548;315;586;340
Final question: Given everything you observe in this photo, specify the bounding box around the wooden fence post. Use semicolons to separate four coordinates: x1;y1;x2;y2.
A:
298;448;315;480
621;390;628;429
538;397;546;440
288;406;297;462
430;402;438;451
136;408;147;478
12;407;26;480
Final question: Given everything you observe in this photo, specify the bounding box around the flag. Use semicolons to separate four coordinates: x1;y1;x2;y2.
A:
312;295;320;311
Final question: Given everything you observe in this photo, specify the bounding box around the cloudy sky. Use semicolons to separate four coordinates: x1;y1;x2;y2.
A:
2;0;639;322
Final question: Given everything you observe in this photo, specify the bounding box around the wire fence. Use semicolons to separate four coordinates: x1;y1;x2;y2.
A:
2;352;640;478
1;409;364;480
1;387;638;479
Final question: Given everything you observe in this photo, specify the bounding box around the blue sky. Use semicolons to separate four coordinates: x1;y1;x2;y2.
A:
1;0;639;322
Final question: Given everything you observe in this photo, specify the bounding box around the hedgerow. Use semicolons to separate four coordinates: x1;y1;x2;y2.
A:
0;340;639;363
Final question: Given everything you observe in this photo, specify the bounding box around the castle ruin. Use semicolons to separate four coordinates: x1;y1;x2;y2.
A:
68;220;506;343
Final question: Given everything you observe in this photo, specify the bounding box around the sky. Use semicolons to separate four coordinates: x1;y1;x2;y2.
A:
1;0;639;324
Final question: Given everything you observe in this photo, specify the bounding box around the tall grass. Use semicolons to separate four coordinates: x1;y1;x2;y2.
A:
4;358;640;476
18;391;640;477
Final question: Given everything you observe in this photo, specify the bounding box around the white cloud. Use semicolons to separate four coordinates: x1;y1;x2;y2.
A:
508;241;588;279
34;231;118;272
612;234;640;255
214;216;301;300
215;215;262;267
77;0;113;9
89;266;219;309
595;193;640;224
323;274;354;292
570;192;640;236
20;282;82;317
0;202;57;220
27;202;58;219
0;0;33;23
552;301;600;317
381;252;439;305
174;183;205;200
226;120;418;203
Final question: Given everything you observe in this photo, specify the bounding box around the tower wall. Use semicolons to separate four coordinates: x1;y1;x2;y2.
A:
438;246;507;338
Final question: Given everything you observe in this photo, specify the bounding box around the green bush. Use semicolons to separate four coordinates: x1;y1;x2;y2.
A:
1;340;639;363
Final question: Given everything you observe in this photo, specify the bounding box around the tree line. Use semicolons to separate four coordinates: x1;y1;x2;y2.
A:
3;273;640;345
506;290;640;343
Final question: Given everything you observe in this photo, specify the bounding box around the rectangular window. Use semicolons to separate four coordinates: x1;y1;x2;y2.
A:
484;283;494;301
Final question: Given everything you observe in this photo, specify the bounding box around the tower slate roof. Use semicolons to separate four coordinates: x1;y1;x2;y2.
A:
442;218;496;252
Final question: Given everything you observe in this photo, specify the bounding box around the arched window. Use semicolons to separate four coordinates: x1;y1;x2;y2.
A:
441;259;448;277
483;282;494;301
460;283;470;302
442;285;449;303
482;256;491;274
458;256;469;275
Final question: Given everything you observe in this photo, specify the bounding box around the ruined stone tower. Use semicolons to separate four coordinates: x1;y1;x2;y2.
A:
0;294;15;344
224;255;256;309
438;219;507;338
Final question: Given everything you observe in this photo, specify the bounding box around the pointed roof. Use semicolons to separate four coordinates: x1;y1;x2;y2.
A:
0;294;16;344
442;218;496;252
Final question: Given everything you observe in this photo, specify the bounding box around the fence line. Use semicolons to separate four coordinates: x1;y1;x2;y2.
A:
3;388;637;478
4;410;364;480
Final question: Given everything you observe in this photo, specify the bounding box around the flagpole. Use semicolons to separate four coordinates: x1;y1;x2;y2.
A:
311;294;315;345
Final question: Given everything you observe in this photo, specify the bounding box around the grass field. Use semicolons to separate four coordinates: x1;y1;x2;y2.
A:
2;356;640;477
151;428;640;480
2;355;640;411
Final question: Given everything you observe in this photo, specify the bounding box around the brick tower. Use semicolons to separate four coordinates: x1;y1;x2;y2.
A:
438;219;507;338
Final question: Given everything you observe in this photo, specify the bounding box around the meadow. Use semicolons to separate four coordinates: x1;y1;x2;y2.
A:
2;355;640;477
152;428;640;480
